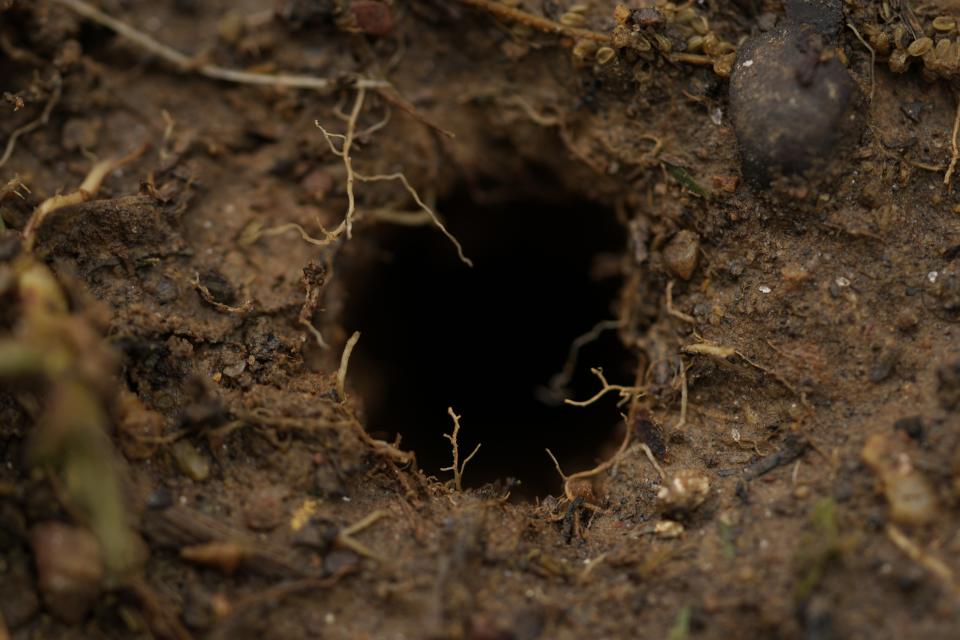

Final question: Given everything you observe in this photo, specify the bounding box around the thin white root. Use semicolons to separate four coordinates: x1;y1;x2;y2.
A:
357;171;473;267
337;331;361;402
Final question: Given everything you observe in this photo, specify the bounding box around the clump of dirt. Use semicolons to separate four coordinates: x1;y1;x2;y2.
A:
2;1;960;639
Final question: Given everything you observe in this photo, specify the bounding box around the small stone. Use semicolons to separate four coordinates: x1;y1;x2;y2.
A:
115;389;165;460
348;1;393;37
869;348;899;383
31;523;102;623
172;440;211;481
657;469;710;513
663;230;700;281
895;308;918;332
243;485;287;531
729;4;861;187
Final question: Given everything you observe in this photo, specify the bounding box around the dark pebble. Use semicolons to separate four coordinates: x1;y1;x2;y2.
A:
729;1;861;187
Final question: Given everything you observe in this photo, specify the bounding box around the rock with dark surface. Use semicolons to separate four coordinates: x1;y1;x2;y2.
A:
729;0;862;187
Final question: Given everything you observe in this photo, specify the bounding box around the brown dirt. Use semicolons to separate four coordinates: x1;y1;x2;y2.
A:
2;1;960;639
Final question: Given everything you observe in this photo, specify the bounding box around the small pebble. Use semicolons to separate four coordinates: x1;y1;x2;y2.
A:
663;230;700;281
172;440;211;481
349;1;393;37
243;485;287;531
31;523;102;623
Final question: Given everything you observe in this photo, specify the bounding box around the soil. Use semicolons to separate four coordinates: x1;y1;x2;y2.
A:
2;1;960;639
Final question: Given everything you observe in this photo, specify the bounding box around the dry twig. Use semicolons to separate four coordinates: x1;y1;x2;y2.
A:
442;408;481;491
50;0;387;92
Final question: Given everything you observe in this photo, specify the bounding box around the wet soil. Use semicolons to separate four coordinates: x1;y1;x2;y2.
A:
2;1;960;639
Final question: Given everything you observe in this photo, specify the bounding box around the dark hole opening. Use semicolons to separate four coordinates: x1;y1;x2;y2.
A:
340;188;632;498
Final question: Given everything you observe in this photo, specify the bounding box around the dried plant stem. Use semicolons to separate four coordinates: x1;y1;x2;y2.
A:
442;408;481;491
456;0;611;43
356;171;472;266
945;92;960;186
564;367;645;408
49;0;388;92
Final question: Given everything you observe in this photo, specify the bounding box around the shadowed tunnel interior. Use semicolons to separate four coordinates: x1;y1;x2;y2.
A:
340;188;632;498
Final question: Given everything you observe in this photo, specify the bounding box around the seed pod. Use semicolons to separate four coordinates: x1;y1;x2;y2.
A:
633;35;652;52
907;36;933;57
675;7;698;24
869;29;891;56
596;46;616;65
692;16;709;36
933;16;956;32
572;39;598;61
889;48;909;73
653;33;672;53
560;12;586;27
892;24;908;50
687;34;704;53
702;32;720;55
